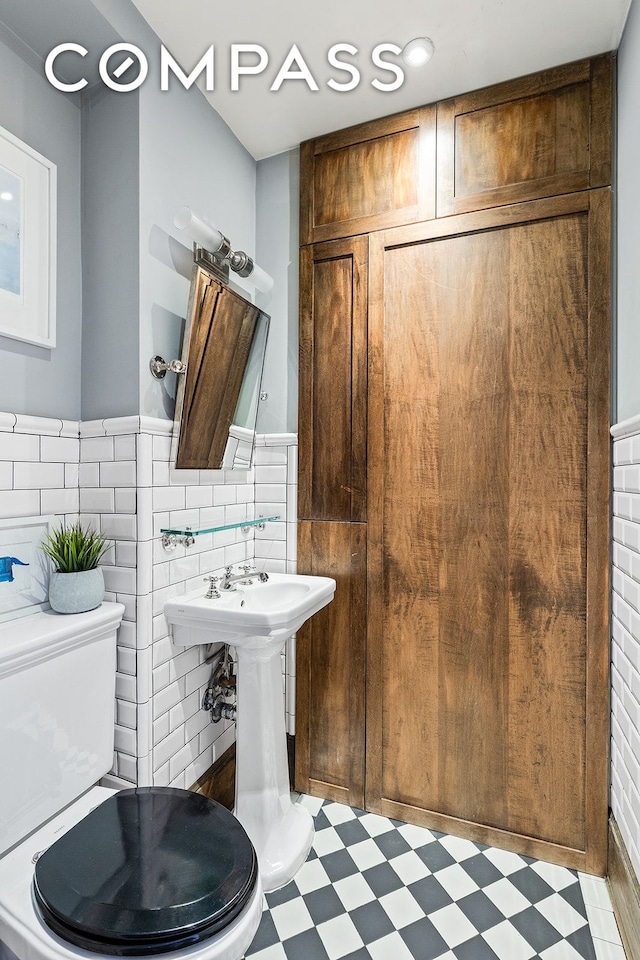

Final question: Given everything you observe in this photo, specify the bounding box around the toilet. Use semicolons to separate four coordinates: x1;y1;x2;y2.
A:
0;603;263;960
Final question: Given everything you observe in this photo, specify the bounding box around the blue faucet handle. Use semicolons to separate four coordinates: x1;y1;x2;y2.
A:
0;556;30;583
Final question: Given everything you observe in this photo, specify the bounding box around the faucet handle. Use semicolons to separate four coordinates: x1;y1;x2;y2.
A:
203;575;220;599
238;562;257;584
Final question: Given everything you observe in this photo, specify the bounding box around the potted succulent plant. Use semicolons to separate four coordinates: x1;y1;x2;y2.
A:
41;521;111;614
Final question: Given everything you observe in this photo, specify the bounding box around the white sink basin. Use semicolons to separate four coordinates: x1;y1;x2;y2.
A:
164;572;336;646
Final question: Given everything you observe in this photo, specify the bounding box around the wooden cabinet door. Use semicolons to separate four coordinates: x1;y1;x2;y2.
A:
366;191;610;874
436;57;613;216
300;107;436;244
295;520;367;807
299;236;368;522
297;235;369;804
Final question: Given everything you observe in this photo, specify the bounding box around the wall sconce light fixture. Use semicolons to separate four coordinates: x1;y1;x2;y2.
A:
174;206;274;293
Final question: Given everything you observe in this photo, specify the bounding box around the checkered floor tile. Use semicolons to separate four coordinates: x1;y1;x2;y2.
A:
244;796;602;960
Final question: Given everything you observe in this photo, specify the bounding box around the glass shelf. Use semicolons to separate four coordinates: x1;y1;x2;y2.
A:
161;514;281;548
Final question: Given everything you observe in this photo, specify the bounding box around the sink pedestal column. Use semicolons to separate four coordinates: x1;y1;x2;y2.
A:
233;638;313;892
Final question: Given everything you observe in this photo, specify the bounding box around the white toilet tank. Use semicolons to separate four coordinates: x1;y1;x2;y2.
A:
0;603;124;856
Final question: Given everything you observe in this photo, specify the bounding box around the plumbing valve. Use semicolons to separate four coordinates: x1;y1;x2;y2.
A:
202;687;236;723
202;647;236;723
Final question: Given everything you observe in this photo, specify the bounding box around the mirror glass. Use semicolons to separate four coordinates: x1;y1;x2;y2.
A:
173;265;270;470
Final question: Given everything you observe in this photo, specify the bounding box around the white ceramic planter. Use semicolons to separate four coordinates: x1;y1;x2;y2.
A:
48;568;105;615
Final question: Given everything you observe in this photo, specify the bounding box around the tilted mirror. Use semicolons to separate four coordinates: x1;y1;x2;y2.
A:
172;265;270;470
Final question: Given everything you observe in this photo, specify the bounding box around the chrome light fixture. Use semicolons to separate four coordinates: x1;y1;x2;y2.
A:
173;206;274;293
402;37;435;67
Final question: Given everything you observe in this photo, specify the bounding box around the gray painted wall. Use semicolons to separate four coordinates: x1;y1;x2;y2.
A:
81;86;140;420
137;69;257;420
89;0;258;421
617;0;640;423
0;25;82;419
255;150;300;434
0;0;259;422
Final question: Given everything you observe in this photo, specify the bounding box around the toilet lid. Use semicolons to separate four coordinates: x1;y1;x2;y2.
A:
33;787;258;956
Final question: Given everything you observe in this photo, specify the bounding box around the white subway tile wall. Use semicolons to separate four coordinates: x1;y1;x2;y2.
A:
611;424;640;887
1;412;299;792
0;417;81;529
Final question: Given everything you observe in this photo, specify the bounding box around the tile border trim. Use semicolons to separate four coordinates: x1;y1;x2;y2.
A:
611;413;640;440
0;412;80;437
0;413;296;447
256;432;297;447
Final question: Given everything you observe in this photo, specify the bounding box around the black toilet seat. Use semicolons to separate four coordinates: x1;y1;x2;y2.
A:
33;787;258;956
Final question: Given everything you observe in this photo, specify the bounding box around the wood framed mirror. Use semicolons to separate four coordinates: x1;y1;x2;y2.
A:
172;264;270;470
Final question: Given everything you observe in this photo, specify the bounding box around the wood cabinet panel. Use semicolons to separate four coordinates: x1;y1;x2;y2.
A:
300;107;435;244
437;56;612;216
298;237;367;522
298;55;612;872
506;216;588;853
315;129;417;226
366;192;610;870
432;230;513;829
295;520;366;807
584;188;612;876
454;84;589;195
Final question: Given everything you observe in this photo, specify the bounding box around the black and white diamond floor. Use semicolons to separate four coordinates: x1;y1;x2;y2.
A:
243;795;626;960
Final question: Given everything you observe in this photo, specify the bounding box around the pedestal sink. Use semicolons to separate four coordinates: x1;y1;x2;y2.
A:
164;572;336;891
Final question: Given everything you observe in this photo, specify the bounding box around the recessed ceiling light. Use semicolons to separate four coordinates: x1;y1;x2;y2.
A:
0;192;13;201
402;37;435;67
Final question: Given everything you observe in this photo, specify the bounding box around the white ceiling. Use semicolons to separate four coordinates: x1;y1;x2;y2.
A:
131;0;631;160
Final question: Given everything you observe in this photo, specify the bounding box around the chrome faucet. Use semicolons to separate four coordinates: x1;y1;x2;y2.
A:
220;564;269;591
